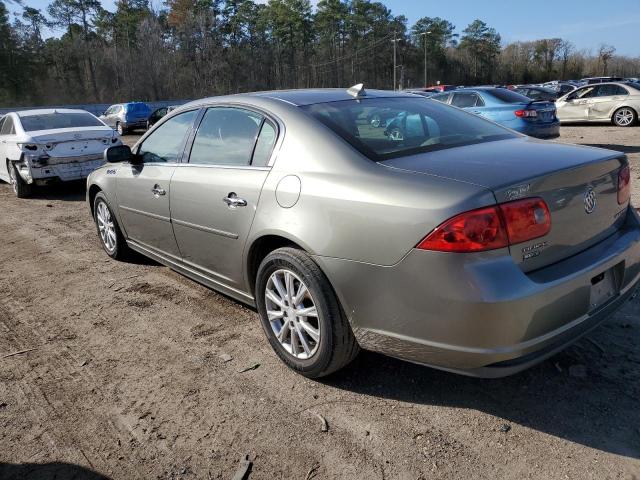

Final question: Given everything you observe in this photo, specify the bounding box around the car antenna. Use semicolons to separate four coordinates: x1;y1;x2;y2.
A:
347;83;366;99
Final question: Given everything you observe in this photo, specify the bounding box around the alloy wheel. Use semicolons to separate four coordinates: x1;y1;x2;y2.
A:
96;201;117;253
264;269;320;360
614;108;635;126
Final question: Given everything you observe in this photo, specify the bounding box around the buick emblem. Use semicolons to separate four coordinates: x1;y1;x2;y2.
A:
583;188;597;214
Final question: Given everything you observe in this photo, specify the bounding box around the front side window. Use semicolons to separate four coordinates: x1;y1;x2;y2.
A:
189;107;262;166
19;112;103;131
0;116;15;135
138;109;198;163
301;97;516;161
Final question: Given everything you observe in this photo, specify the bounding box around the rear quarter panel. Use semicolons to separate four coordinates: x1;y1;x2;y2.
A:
246;100;497;267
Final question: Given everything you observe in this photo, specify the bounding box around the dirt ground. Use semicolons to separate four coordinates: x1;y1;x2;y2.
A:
1;125;639;480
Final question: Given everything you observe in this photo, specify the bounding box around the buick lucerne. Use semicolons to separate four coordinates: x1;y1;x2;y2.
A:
87;86;640;378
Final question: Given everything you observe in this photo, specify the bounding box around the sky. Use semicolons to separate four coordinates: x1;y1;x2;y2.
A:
8;0;640;57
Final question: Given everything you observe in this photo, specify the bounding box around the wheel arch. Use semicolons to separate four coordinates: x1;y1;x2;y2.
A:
88;183;102;216
245;233;311;297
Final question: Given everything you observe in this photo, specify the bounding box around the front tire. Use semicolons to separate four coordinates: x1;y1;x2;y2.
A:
255;247;359;378
7;161;33;198
116;122;126;135
612;107;637;127
93;192;130;260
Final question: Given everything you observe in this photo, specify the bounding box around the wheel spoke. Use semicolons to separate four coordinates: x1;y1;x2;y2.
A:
295;324;312;355
298;319;320;342
267;309;285;320
284;271;295;303
271;274;288;303
296;306;317;318
265;288;284;308
293;283;308;305
277;319;290;341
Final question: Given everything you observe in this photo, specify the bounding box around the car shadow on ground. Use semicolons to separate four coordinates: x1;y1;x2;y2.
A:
0;462;111;480
581;144;640;154
325;320;640;460
26;180;87;202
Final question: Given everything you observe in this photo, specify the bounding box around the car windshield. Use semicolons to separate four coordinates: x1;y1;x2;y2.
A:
301;97;516;161
19;112;104;131
484;89;532;103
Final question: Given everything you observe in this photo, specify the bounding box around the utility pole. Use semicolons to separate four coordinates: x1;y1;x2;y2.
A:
391;33;398;91
420;31;431;88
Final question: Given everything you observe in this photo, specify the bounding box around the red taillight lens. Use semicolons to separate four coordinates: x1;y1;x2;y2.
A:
514;109;537;118
499;198;551;244
618;164;631;205
416;206;508;252
417;198;551;253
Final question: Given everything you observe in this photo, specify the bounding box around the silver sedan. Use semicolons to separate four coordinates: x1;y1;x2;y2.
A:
556;81;640;126
87;86;640;378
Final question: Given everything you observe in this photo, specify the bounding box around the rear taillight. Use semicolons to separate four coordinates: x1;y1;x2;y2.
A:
417;198;551;253
514;109;537;118
618;164;631;205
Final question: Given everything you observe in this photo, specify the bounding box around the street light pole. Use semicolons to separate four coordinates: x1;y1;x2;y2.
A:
420;31;431;88
391;33;398;91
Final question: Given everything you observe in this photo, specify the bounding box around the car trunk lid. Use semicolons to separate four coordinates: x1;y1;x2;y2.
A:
29;127;115;158
382;137;629;271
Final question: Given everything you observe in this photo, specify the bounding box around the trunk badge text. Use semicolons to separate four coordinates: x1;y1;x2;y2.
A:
584;188;597;214
505;183;531;200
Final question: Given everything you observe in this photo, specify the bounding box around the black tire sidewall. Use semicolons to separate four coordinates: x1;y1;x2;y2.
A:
255;249;336;377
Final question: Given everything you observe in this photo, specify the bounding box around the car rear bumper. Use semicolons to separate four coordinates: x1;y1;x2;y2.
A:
314;207;640;377
122;120;147;129
514;120;561;139
29;157;105;183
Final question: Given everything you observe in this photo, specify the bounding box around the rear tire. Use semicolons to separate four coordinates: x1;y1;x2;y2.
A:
255;247;359;378
7;161;33;198
612;107;637;127
93;192;131;260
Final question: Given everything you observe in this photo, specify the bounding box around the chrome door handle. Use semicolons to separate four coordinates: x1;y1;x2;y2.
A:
151;184;166;196
223;192;247;208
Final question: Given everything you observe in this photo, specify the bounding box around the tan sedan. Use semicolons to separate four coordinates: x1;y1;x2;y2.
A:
556;82;640;126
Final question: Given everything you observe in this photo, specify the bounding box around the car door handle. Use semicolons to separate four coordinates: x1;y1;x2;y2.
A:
151;184;166;196
223;192;247;208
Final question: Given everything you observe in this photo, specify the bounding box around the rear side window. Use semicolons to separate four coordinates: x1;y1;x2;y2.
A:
138;109;198;163
451;92;484;108
596;84;628;96
19;112;103;131
189;107;262;166
301;97;515;161
485;89;532;104
0;116;15;135
252;120;277;167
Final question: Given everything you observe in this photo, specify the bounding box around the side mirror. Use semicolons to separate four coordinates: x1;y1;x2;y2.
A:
104;145;142;164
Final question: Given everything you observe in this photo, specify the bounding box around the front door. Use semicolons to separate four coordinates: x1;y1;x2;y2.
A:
116;109;199;258
558;86;595;121
170;106;278;289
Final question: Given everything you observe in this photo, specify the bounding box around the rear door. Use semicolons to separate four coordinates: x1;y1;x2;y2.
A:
169;106;278;289
589;84;628;120
116;109;199;258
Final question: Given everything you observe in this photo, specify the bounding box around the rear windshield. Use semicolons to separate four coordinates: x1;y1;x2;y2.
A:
301;97;516;161
484;89;532;103
19;112;104;131
126;103;150;113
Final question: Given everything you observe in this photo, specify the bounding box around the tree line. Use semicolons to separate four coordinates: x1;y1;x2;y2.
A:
1;0;639;107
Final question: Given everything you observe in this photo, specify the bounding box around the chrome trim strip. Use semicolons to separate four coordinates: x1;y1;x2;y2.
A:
173;163;270;171
120;205;171;223
172;218;238;239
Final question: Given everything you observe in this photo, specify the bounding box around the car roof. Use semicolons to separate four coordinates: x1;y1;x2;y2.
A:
188;88;416;107
15;108;92;117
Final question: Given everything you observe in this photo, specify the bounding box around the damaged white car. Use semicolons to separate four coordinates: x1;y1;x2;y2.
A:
0;109;121;197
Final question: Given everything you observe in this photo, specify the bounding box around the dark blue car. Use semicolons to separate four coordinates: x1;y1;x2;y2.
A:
431;88;560;139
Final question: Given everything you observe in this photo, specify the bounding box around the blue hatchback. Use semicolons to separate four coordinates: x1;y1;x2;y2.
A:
431;87;560;139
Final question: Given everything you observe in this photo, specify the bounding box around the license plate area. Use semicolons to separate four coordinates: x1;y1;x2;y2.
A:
589;263;624;311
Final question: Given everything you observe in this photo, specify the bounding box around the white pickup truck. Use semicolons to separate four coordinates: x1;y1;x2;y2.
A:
0;108;121;197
